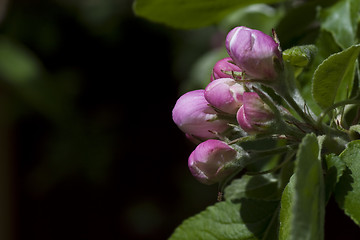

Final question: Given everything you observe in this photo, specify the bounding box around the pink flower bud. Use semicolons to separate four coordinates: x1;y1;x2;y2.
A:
236;92;274;134
210;57;242;81
204;78;245;114
188;139;239;185
172;90;229;140
185;133;203;145
226;26;281;80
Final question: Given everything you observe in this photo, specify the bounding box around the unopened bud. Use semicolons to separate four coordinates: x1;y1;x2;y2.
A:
205;78;245;114
210;57;242;81
226;26;282;80
172;90;229;140
236;92;274;134
188;139;242;185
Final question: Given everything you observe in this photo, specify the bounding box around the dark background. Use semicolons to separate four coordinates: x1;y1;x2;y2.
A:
0;0;359;240
0;0;219;239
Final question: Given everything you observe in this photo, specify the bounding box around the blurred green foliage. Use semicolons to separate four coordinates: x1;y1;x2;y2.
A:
0;0;217;240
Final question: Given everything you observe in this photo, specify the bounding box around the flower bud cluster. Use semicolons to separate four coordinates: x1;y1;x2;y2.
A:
172;26;285;185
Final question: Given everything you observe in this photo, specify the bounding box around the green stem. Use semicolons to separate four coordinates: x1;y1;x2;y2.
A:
271;62;317;128
277;120;306;141
217;144;297;197
321;123;350;142
282;91;317;127
314;99;360;141
228;135;257;145
249;144;298;160
246;150;295;176
317;99;360;126
217;166;244;201
252;86;307;140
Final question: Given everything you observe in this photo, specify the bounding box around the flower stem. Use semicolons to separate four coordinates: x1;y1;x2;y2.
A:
282;91;317;128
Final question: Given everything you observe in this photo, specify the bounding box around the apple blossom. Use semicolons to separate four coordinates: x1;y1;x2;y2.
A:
172;90;229;140
226;26;281;80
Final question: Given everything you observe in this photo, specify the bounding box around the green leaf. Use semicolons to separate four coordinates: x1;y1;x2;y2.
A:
312;44;360;109
225;174;279;202
170;173;281;240
283;45;318;68
326;154;346;185
279;134;325;240
220;4;284;34
279;174;294;240
275;0;324;49
169;202;253;240
335;140;360;226
314;30;343;65
133;0;286;29
349;124;360;140
349;124;360;134
320;0;360;49
324;154;346;202
169;200;279;240
237;199;279;240
296;30;342;117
